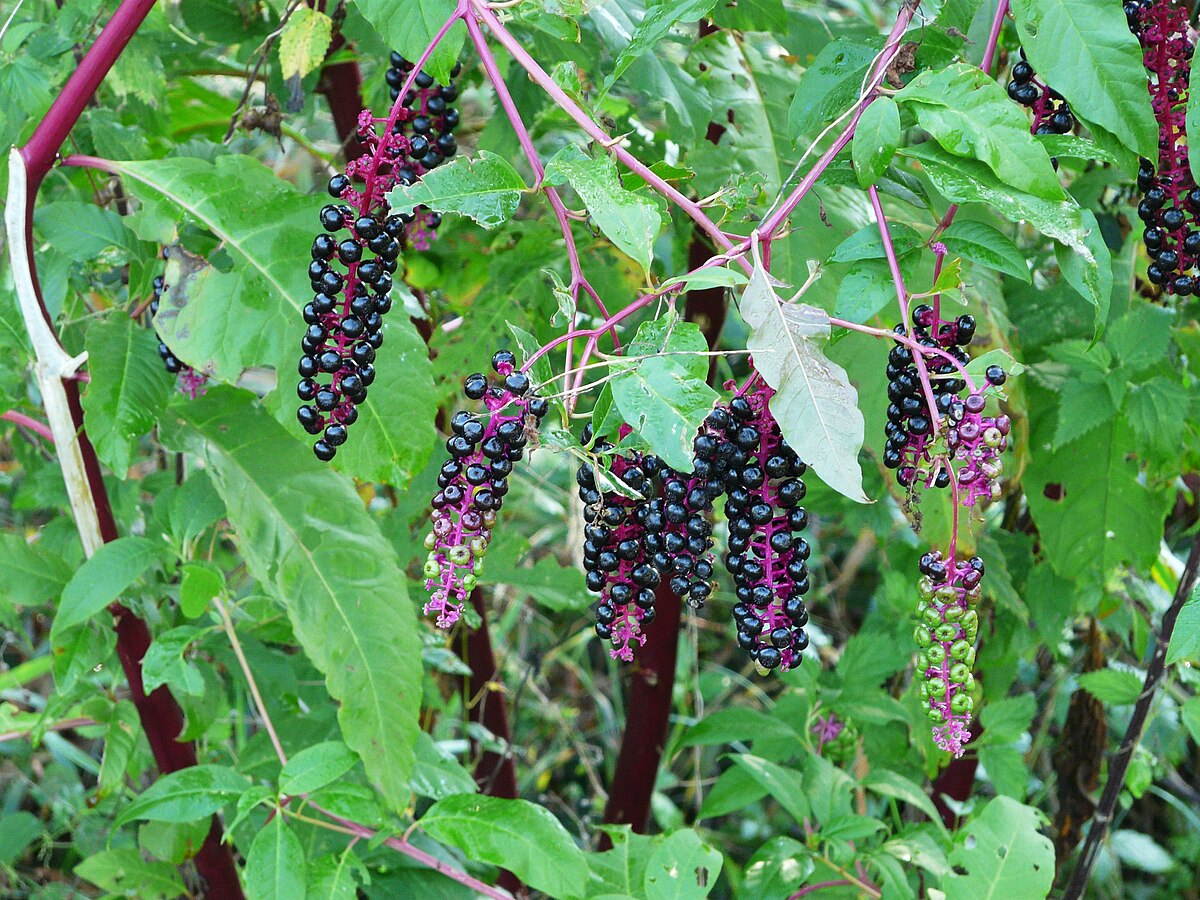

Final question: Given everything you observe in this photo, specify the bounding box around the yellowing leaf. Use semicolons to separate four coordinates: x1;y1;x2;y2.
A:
278;7;332;81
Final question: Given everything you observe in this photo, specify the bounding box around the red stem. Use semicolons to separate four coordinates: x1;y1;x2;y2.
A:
600;236;727;839
315;29;368;159
17;1;244;894
1;410;54;442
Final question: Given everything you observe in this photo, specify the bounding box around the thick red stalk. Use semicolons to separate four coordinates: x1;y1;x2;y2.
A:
14;1;245;894
315;30;367;159
600;237;726;838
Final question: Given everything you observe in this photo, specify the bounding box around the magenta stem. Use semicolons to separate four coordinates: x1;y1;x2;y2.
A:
468;0;744;268
980;0;1010;75
867;185;942;435
2;410;55;442
829;317;978;393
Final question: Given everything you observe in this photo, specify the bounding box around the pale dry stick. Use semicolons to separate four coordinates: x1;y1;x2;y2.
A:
216;590;514;899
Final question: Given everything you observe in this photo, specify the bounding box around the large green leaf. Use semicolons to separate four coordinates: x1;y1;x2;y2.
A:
115;765;249;826
544;146;662;274
944;798;1053;899
385;151;528;229
75;848;186;900
739;256;869;502
1166;584;1200;665
608;314;719;471
644;829;723;899
350;0;464;84
113;155;436;488
1010;0;1157;161
938;220;1030;283
896;64;1063;200
279;741;359;796
788;39;878;140
245;815;307;900
82;312;175;476
420;794;587;898
159;387;423;811
727;754;809;823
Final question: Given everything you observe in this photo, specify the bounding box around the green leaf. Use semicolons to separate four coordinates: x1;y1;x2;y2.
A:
1180;697;1200;744
660;266;749;292
897;64;1063;199
828;222;924;263
33;201;135;259
75;848;186;900
1111;830;1176;874
0;533;73;607
350;0;465;84
159;387;423;811
180;562;224;618
1191;55;1200;184
938;220;1030;283
420;795;587;898
115;765;249;826
739;257;868;502
385;151;527;229
83;312;174;475
587;825;660;898
308;848;363;900
279;741;358;796
52;537;166;639
1106;305;1174;373
739;837;812;900
788;39;877;139
727;754;809;823
411;733;477;800
1077;669;1143;705
544;146;662;274
278;6;332;80
1166;584;1200;666
852;97;901;188
138;819;211;865
644;829;723;899
115;155;436;488
1025;417;1167;579
0;811;42;866
977;746;1029;800
902;143;1094;262
142;626;206;697
1052;380;1115;448
1055;210;1112;335
246;815;307;900
608;314;719;471
680;708;799;747
1124;377;1191;460
604;0;718;92
944;797;1053;899
862;770;943;827
1010;0;1157;160
978;694;1036;746
832;260;896;325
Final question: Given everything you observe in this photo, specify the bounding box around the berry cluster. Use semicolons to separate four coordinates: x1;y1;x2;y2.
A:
883;304;1008;504
579;431;720;660
423;351;548;628
1006;50;1076;138
1127;0;1199;296
913;551;983;757
708;382;812;672
297;54;461;460
149;258;207;399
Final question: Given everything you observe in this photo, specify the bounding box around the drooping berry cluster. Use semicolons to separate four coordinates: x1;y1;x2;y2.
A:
148;257;207;399
1127;0;1199;295
297;55;461;461
1006;50;1076;138
706;382;812;672
914;551;983;757
423;351;548;628
883;304;1008;502
579;432;720;660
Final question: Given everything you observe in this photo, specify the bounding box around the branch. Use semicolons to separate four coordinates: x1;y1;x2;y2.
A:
1061;533;1200;899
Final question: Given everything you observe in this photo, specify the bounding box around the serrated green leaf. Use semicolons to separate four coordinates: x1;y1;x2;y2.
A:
1106;305;1174;373
609;314;719;471
944;797;1053;900
83;312;174;476
278;6;332;80
280;741;358;796
385;151;527;229
115;765;249;827
1077;668;1143;705
1010;0;1157;160
938;220;1030;283
246;815;307;900
1166;584;1200;666
159;387;423;812
978;694;1036;746
897;64;1063;199
544;146;662;273
853;97;900;188
1124;377;1191;459
420;795;587;898
0;534;72;607
739;256;868;502
1052;380;1115;448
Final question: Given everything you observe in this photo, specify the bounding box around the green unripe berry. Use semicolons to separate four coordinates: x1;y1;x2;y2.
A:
448;545;471;565
950;639;972;661
462;573;477;591
949;662;971;684
424;532;437;550
914;626;932;648
943;605;964;621
928;707;946;723
951;692;973;714
423;559;440;579
935;623;959;642
470;536;488;557
926;643;947;664
925;679;946;698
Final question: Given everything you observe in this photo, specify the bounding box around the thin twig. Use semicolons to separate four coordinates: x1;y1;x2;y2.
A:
223;0;306;142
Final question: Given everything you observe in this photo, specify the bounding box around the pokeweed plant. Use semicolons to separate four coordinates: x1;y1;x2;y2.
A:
2;0;1200;898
